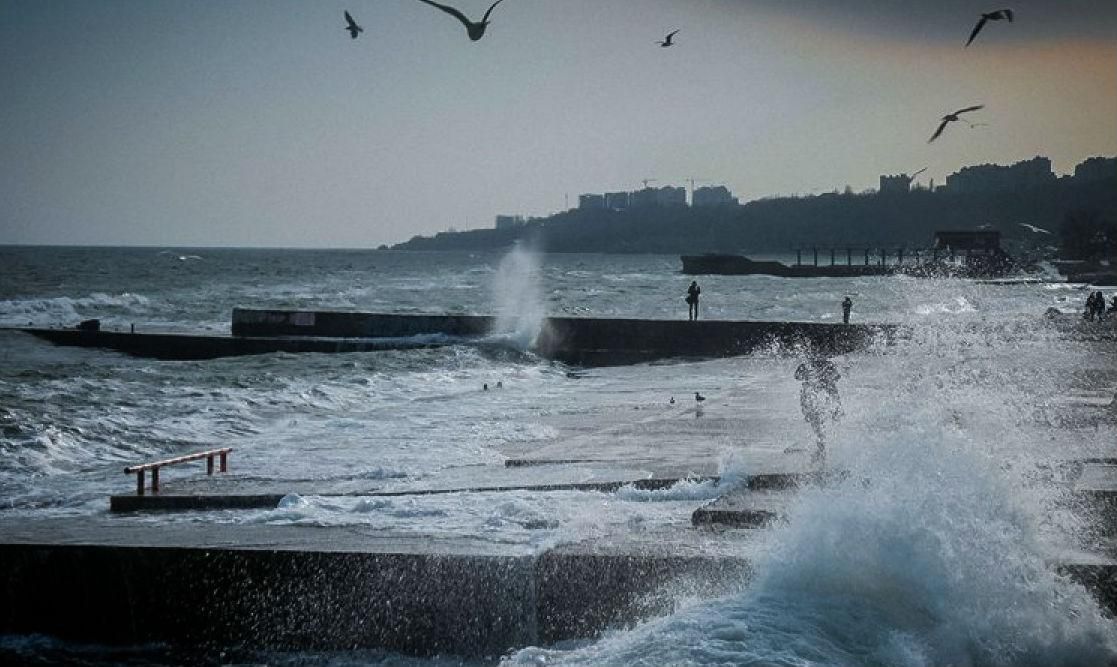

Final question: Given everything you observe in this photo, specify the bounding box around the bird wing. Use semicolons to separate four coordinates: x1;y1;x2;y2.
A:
954;105;984;115
666;29;680;41
482;0;506;24
1000;9;1014;22
345;10;357;27
416;0;472;28
928;119;950;143
965;17;987;46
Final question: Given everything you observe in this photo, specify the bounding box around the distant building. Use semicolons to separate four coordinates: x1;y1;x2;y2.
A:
630;186;686;207
878;173;913;195
934;230;1002;253
1074;156;1117;183
656;186;687;207
932;229;1011;275
604;191;630;210
578;194;606;210
943;156;1055;194
494;215;525;230
692;185;739;207
630;187;658;208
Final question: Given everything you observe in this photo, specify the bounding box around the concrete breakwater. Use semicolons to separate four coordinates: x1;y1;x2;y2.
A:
9;310;899;365
2;520;1115;658
231;308;900;365
0;519;750;657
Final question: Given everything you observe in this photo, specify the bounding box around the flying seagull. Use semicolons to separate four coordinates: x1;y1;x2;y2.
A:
966;9;1014;47
928;105;984;143
416;0;505;41
344;10;363;39
1019;223;1052;235
658;29;680;47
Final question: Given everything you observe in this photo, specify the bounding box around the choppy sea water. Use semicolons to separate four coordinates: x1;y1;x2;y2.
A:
1;246;1116;666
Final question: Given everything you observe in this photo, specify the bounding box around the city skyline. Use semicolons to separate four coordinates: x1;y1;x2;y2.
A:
2;0;1115;248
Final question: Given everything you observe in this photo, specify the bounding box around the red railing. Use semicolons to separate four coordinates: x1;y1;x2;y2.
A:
124;448;232;496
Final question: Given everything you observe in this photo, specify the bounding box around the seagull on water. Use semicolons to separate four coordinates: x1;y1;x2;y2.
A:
695;392;706;403
658;29;680;47
669;396;675;405
966;9;1013;47
344;11;364;39
928;105;984;143
416;0;505;41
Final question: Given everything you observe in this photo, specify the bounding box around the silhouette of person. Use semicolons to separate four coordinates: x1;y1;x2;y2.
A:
1086;292;1104;321
841;296;853;324
686;281;701;321
794;354;843;464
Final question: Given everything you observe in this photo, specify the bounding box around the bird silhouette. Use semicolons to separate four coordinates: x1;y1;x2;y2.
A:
669;396;675;405
928;105;984;143
965;9;1013;47
416;0;505;41
344;11;364;39
1018;223;1052;235
658;29;680;47
694;392;706;403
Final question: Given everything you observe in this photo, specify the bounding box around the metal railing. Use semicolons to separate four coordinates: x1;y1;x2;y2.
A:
124;447;232;496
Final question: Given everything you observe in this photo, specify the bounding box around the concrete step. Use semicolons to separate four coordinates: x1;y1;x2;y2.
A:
2;518;1113;658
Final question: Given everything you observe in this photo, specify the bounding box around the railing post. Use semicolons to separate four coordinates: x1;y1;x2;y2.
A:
151;467;160;494
207;455;214;475
220;450;228;473
136;469;145;496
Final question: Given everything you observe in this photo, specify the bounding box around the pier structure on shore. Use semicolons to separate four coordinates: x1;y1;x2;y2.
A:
8;308;902;365
683;229;1015;278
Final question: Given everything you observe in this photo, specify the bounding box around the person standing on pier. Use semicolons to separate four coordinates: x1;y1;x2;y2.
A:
841;296;853;324
686;281;701;321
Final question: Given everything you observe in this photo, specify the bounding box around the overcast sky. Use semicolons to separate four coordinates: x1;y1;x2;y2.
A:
2;0;1115;248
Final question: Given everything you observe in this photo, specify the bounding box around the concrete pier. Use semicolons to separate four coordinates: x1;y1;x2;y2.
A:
230;308;899;364
14;327;445;361
0;518;751;657
10;309;901;365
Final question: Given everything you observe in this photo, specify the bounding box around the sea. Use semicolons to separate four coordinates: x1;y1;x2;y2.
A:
1;245;1116;666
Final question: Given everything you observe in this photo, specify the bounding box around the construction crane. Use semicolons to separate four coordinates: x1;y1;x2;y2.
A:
641;178;658;189
910;167;928;180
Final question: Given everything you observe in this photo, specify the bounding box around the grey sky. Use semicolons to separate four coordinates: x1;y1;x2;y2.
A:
2;1;1115;248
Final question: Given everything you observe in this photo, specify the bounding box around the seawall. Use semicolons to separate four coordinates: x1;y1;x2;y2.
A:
231;308;900;364
8;311;898;365
0;520;750;657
